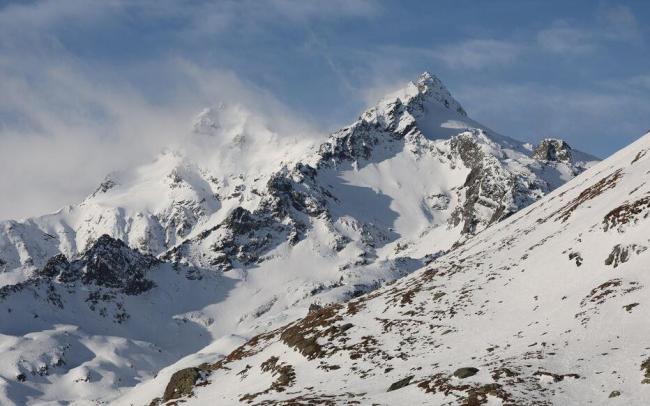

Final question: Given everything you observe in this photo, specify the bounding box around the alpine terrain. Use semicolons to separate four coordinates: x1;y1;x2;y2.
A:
150;129;650;405
0;73;604;405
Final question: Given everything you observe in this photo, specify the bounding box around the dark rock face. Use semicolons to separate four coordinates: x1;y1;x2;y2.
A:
623;302;639;313
213;209;280;270
317;122;387;164
174;162;331;271
641;357;650;384
604;244;646;268
1;235;159;313
163;367;201;401
199;162;332;269
387;375;414;391
0;281;30;300
308;303;323;313
223;207;258;235
163;205;284;271
448;131;553;235
449;132;516;234
453;367;479;379
265;171;325;219
90;177;117;197
79;235;159;294
38;254;70;278
532;139;573;163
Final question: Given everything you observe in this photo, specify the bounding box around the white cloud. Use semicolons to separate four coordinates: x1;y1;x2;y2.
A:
0;0;331;220
434;39;520;69
0;59;322;221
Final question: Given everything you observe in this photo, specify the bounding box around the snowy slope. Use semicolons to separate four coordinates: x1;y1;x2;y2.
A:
0;73;598;405
153;130;650;405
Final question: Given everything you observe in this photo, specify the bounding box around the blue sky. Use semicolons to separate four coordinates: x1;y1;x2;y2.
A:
0;0;649;219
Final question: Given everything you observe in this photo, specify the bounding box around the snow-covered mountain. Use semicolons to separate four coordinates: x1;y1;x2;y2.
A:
146;129;650;405
0;73;598;405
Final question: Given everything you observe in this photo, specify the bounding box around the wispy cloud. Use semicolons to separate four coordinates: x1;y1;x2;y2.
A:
434;39;520;69
536;21;595;54
0;0;335;220
627;74;650;91
456;81;650;156
0;58;322;220
537;5;642;55
264;0;379;21
600;4;640;41
138;0;380;40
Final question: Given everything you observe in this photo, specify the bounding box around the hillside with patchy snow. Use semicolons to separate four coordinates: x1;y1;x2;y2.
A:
149;130;650;405
0;73;599;405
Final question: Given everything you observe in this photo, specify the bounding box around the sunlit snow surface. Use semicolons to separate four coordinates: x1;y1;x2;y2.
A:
0;73;599;405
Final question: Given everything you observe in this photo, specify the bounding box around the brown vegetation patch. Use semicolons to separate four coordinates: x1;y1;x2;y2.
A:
279;304;344;359
603;196;650;232
576;279;642;325
555;170;623;222
417;373;514;405
582;279;622;305
239;356;296;403
400;288;417;305
375;317;426;334
217;330;280;367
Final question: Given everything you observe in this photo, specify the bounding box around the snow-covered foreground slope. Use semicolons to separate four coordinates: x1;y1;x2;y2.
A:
152;130;650;405
0;73;598;405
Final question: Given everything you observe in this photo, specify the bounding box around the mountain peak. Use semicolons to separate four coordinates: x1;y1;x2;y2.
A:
361;71;468;131
408;71;467;117
414;71;437;88
531;138;573;163
192;105;225;136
